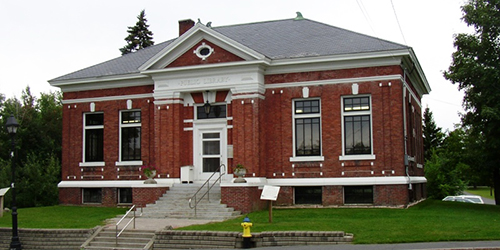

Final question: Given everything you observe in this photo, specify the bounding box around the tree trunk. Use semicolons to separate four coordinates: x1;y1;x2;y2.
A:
494;167;500;205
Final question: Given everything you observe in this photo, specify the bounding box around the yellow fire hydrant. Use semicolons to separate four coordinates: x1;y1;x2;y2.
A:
241;216;253;237
241;216;253;248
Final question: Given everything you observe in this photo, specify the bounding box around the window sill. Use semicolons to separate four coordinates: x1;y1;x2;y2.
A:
339;155;376;161
115;161;143;166
79;162;105;167
289;156;324;162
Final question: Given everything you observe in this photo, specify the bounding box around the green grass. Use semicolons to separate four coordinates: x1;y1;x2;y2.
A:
466;187;495;199
179;200;500;244
0;201;498;244
0;206;127;229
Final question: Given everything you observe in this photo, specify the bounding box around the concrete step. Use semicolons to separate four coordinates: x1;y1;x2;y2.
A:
140;182;240;220
83;228;155;250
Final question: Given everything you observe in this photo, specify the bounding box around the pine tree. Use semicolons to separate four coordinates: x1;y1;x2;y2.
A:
119;10;154;55
423;107;444;162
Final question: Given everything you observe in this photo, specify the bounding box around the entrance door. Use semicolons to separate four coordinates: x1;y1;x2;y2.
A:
194;125;227;180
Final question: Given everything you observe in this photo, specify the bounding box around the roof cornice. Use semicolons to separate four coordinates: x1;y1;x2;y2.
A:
48;73;152;93
142;59;270;76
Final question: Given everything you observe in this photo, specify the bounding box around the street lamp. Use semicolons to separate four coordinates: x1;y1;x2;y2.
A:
5;114;21;250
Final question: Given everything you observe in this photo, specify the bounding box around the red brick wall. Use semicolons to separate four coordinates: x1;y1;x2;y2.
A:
374;184;409;206
61;92;153;181
221;186;267;213
323;186;343;206
153;103;193;178
59;63;426;208
133;187;169;207
59;188;81;205
102;188;117;206
231;98;262;174
63;86;153;100
260;78;406;179
265;66;403;84
275;187;293;206
59;187;168;207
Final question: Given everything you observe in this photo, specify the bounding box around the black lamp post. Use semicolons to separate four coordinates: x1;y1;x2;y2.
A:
5;114;21;250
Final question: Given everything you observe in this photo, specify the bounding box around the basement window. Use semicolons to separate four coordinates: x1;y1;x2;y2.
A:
344;186;373;205
83;188;102;204
118;188;133;204
295;186;322;205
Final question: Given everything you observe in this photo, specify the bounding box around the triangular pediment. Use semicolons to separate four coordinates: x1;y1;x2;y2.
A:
139;23;267;71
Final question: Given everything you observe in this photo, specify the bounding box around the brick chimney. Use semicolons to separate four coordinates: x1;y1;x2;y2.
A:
178;19;195;36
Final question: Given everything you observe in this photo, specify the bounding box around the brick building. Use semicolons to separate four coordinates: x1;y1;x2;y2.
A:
49;15;429;211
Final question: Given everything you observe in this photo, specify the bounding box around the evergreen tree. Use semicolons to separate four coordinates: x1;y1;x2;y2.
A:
423;107;444;162
444;0;500;204
119;10;154;55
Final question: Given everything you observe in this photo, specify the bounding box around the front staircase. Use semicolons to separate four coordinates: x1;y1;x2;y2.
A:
141;183;241;220
82;227;155;250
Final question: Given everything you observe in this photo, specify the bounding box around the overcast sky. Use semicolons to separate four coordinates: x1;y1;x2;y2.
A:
0;0;471;131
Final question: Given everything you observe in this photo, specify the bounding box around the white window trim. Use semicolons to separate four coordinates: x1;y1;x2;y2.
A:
340;95;375;160
81;112;104;165
290;156;325;162
290;98;323;162
117;110;142;164
79;162;105;167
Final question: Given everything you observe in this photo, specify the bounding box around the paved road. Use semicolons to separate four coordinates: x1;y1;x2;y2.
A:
194;241;500;250
463;191;496;205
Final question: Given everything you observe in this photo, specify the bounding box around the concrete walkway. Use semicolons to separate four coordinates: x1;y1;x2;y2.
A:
105;216;220;231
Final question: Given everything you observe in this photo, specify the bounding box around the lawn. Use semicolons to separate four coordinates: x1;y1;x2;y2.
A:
0;206;127;229
179;199;500;244
466;187;495;199
0;201;498;244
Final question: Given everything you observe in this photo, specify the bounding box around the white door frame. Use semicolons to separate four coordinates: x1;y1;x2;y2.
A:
193;122;227;181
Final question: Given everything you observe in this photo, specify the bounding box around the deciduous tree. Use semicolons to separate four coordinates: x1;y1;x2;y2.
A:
444;0;500;205
0;88;62;208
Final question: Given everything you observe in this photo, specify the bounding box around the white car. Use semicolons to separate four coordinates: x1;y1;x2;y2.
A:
442;195;484;204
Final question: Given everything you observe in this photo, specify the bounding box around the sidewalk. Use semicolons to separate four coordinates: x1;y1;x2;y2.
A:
244;241;500;250
105;217;220;231
192;241;500;250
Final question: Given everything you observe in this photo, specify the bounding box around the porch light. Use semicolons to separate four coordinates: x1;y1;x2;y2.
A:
204;101;211;115
203;91;211;115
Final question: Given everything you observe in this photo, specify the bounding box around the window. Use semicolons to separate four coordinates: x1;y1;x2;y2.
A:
293;100;321;157
295;186;322;204
83;188;102;204
84;113;104;162
120;111;141;161
342;96;372;156
118;188;133;204
344;186;373;204
194;42;214;60
197;104;227;119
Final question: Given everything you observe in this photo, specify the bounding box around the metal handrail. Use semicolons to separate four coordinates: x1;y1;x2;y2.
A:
188;163;226;217
115;205;141;245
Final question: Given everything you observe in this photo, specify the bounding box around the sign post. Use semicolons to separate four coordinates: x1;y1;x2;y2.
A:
260;185;280;223
0;187;10;217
